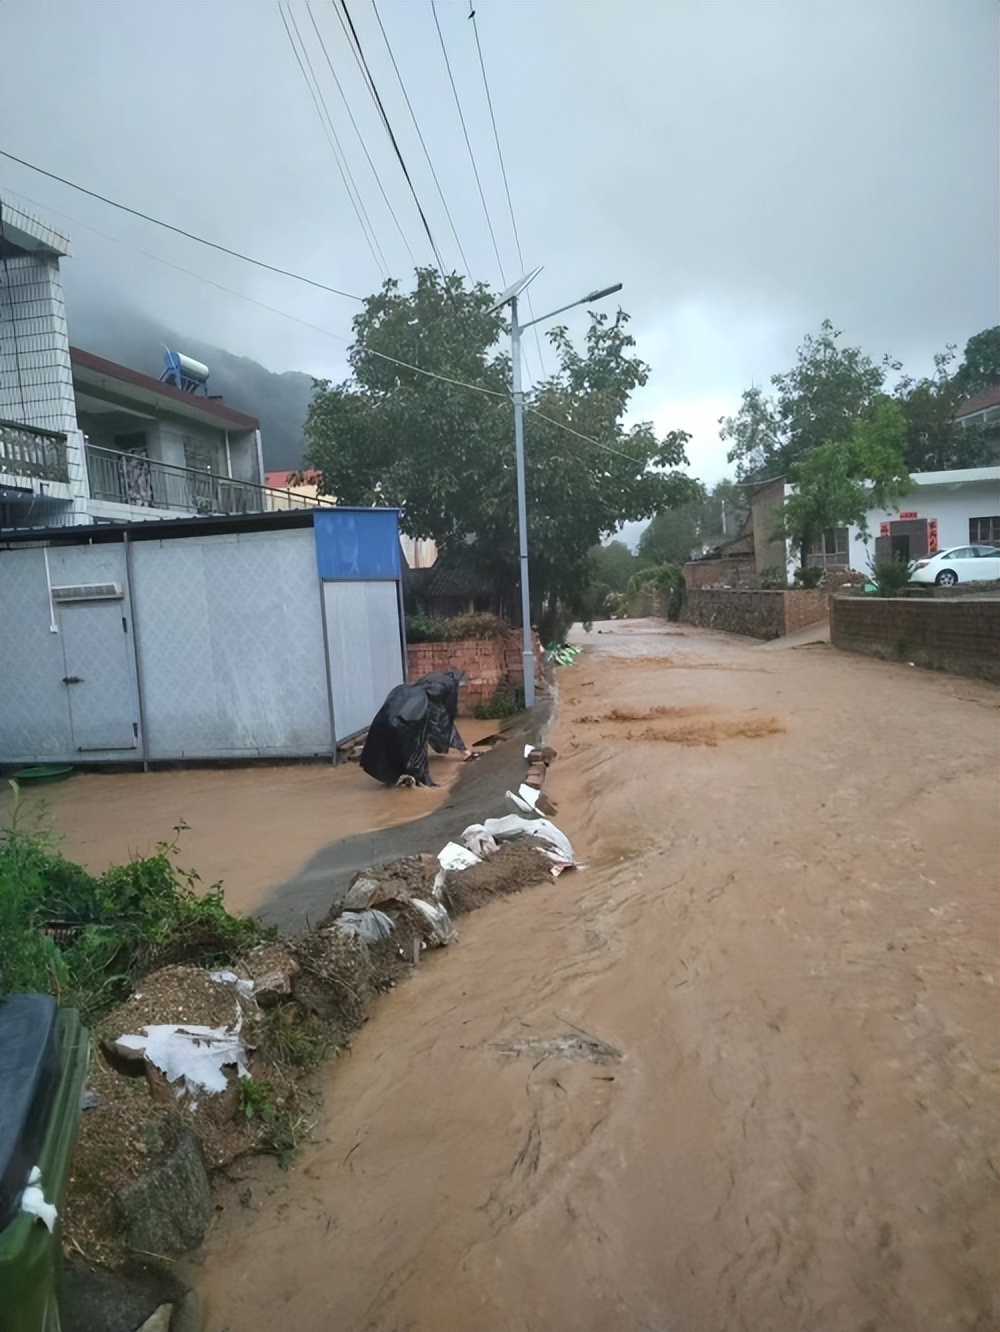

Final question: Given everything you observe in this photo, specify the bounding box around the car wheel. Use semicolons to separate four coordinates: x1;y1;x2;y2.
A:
935;569;958;586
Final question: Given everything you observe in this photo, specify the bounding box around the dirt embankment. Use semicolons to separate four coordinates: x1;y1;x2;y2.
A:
192;621;999;1332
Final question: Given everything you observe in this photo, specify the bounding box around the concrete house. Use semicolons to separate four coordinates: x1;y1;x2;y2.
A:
1;198;303;530
860;465;1000;567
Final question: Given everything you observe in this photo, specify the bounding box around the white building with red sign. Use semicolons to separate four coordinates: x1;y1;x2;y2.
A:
850;465;1000;571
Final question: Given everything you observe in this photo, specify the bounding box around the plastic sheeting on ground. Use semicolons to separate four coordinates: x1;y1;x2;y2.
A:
334;909;396;942
410;898;457;945
462;814;578;875
438;841;481;871
116;1024;250;1100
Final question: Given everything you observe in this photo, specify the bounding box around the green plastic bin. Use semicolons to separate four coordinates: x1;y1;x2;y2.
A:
0;1004;90;1332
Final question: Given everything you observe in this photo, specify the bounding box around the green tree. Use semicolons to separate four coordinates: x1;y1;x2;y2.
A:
721;321;892;481
894;328;1000;471
305;269;699;633
952;325;1000;395
780;401;911;569
572;539;639;624
638;478;745;565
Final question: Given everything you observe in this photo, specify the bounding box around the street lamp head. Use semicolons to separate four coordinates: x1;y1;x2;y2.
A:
583;283;623;303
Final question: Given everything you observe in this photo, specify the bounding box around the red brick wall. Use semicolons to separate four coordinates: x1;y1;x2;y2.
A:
831;596;1000;683
783;589;830;634
407;631;543;713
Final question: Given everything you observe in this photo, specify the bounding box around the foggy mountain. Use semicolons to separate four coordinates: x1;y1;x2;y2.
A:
66;303;315;472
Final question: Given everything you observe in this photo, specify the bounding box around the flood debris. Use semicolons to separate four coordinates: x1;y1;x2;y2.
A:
486;1033;622;1064
64;721;578;1274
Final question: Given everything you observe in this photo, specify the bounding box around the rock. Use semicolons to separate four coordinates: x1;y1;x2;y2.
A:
137;1305;173;1332
63;1262;193;1332
243;942;300;1006
116;1125;212;1257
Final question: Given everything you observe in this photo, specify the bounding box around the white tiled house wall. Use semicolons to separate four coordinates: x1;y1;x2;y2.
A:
0;251;88;520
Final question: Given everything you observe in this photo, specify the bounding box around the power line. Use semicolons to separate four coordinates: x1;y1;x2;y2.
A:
278;3;392;276
5;184;506;403
430;0;506;285
372;0;471;276
0;149;363;301
302;1;421;269
3;182;647;474
527;406;660;467
467;1;548;381
337;0;447;272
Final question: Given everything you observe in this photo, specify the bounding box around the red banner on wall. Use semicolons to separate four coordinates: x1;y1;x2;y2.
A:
928;519;938;553
899;510;918;519
879;522;890;537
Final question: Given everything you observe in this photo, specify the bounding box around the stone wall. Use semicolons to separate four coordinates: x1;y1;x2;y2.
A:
406;631;543;712
682;589;829;640
831;596;1000;683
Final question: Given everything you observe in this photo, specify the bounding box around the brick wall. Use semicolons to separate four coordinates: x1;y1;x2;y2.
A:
407;631;543;712
683;588;829;640
683;557;757;590
784;589;830;634
831;596;1000;683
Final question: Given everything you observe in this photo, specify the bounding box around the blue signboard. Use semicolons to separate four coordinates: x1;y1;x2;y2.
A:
313;508;401;581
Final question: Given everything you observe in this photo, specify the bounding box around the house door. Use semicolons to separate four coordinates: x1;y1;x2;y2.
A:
58;601;138;751
890;533;910;562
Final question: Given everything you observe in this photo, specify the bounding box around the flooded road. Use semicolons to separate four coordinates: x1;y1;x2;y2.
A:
194;621;999;1331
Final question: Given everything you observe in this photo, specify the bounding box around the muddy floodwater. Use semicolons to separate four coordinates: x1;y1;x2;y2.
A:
192;621;998;1332
5;719;499;918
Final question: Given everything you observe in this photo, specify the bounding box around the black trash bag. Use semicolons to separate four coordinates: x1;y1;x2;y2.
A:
416;669;467;754
359;684;435;786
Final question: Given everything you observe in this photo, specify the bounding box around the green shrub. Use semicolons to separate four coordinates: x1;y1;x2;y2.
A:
625;563;685;621
473;682;521;719
870;557;913;598
405;613;509;643
0;793;271;1019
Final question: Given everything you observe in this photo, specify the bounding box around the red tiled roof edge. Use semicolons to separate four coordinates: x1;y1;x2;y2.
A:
954;383;1000;418
70;347;260;430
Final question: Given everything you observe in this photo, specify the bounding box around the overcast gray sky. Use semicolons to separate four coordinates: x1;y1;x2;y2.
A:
2;0;997;485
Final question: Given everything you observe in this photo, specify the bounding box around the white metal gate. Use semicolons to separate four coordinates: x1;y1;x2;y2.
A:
323;580;404;741
57;600;138;751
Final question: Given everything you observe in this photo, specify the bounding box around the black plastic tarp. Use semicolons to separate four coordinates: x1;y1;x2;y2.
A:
416;670;466;755
359;684;434;787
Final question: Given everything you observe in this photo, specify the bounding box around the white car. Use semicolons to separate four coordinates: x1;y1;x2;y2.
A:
909;544;1000;586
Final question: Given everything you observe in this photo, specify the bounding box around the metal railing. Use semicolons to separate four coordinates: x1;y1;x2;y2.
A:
0;419;69;482
85;445;329;516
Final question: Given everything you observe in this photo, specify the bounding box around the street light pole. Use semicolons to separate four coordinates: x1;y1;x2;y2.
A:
491;271;623;710
509;292;534;706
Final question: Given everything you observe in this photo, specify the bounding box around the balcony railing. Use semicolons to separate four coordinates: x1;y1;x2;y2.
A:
85;445;327;516
0;419;69;482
